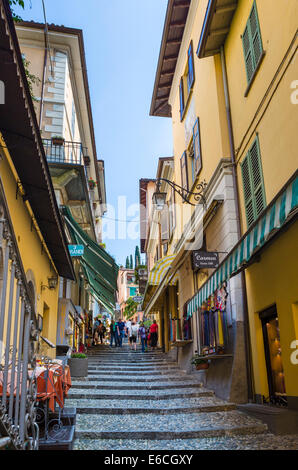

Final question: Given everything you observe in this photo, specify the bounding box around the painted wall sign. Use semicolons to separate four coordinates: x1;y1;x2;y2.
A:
192;251;219;270
68;245;84;257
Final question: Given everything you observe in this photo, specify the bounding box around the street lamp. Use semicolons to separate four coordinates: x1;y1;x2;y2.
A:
41;275;58;291
152;178;207;211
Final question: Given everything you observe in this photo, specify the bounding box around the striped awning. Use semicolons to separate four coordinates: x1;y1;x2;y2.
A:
187;173;298;319
148;255;177;286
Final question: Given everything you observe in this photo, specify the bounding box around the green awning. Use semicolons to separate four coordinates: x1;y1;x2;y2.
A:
63;207;118;312
187;172;298;319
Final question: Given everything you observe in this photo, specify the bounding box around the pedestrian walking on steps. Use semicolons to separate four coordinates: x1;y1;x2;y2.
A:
110;320;117;348
138;322;147;353
99;323;106;344
130;322;138;351
127;322;133;350
117;319;125;347
149;320;158;350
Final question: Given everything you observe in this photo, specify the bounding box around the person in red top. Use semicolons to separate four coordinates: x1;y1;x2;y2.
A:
149;320;158;350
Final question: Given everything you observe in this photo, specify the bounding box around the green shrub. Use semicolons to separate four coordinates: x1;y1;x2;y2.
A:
71;353;87;359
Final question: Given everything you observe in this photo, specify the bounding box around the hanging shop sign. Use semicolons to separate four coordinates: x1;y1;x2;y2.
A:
68;245;85;257
192;251;219;270
133;296;144;303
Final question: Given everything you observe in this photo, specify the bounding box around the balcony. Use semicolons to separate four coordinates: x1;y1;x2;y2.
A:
43;139;88;166
42;139;96;239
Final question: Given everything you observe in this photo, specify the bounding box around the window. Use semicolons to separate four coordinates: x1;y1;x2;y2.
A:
180;151;189;198
241;136;266;228
161;204;170;244
169;189;176;238
71;101;76;137
242;1;263;84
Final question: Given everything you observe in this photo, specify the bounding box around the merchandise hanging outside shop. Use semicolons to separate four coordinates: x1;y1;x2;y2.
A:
198;284;229;356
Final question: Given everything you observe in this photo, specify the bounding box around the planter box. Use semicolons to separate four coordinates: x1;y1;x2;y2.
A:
68;357;88;378
38;425;75;451
51;137;65;146
195;363;209;370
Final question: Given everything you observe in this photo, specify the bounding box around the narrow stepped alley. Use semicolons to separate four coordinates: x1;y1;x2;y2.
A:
66;345;298;450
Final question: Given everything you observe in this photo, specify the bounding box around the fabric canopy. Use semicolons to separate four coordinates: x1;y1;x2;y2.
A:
63;207;118;312
187;172;298;319
148;255;178;287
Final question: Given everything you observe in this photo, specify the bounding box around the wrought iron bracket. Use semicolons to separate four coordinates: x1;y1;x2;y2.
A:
156;178;207;206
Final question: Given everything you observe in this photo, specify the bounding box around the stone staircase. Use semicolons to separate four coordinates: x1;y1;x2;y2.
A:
66;344;276;450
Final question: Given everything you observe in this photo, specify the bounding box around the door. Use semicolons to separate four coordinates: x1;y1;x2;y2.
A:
260;305;287;406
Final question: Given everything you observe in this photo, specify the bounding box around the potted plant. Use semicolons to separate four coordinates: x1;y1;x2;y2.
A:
68;352;88;378
88;178;97;190
191;354;209;370
51;135;65;146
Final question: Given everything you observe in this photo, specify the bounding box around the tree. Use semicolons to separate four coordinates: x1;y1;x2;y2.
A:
9;0;25;22
124;297;138;319
125;257;130;269
135;245;141;269
129;255;133;270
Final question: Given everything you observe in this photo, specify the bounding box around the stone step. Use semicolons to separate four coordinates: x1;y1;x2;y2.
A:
84;370;183;376
75;410;268;440
67;388;215;400
87;366;180;372
87;360;176;365
66;397;235;415
71;381;203;391
74;433;298;450
72;375;190;383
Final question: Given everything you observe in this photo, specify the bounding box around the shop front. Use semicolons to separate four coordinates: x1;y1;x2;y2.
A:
187;172;298;406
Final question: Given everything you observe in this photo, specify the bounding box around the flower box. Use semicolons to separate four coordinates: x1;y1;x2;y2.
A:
51;136;65;146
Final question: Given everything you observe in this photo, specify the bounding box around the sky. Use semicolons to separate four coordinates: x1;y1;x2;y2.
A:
15;0;173;266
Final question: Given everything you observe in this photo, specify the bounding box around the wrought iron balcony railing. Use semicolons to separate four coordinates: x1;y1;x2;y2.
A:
43;139;88;166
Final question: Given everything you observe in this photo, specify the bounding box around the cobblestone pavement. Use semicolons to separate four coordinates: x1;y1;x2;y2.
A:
67;344;298;450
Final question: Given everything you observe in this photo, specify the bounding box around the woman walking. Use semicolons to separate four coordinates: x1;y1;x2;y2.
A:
149;320;158;350
138;322;147;353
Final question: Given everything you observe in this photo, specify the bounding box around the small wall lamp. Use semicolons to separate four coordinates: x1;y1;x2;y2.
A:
41;275;58;292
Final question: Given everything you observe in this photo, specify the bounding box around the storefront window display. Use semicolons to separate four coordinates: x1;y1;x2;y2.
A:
198;283;229;356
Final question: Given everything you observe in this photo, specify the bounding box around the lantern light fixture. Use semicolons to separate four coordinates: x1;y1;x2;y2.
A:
152;178;207;211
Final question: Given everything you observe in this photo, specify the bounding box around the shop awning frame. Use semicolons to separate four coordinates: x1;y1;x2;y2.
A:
187;171;298;319
63;207;118;311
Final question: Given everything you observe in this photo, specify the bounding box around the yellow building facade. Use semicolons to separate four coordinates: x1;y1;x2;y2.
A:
146;0;298;406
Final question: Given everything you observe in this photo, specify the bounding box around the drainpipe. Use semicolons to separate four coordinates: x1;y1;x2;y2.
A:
220;45;254;401
39;24;48;129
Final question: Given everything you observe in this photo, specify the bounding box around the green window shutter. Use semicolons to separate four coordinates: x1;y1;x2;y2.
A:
242;1;263;84
242;25;254;83
193;118;202;176
180;151;189;197
241;136;266;228
249;2;263;66
241;155;255;228
249;137;266;217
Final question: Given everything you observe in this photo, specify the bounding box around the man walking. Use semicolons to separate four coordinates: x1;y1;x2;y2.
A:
118;318;125;347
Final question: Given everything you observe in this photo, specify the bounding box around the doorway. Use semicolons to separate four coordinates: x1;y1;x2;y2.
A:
260;305;287;406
